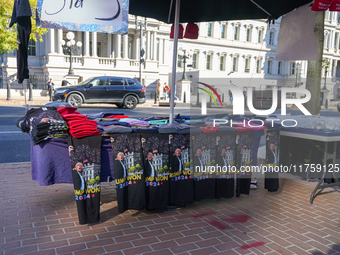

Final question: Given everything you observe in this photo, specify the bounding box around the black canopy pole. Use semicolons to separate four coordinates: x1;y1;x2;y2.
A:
169;0;180;124
250;0;272;17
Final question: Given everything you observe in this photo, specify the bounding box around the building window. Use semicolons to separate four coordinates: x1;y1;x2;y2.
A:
334;32;339;49
207;23;212;37
245;58;250;72
177;55;183;68
90;41;102;57
256;59;261;73
267;60;272;74
192;53;197;69
258;30;263;43
221;24;226;38
206;55;212;70
246;28;251;42
232;57;238;72
278;61;282;75
291;62;296;75
269;32;274;45
28;39;36;56
220;56;225;71
234;26;239;40
27;75;38;89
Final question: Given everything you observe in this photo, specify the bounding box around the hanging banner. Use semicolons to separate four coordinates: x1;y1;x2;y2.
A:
36;0;129;34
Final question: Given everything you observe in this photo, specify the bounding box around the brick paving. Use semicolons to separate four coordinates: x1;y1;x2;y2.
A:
1;163;340;255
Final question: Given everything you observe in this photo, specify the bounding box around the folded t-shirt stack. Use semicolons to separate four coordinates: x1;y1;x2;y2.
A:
24;106;59;133
31;118;69;145
68;119;101;138
57;107;80;116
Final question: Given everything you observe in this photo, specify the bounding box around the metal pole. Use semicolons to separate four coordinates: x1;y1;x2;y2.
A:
24;80;27;111
169;0;180;124
29;83;33;101
182;50;187;80
6;82;11;101
139;22;143;85
69;49;74;75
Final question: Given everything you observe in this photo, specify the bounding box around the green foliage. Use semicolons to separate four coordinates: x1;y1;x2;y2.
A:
135;164;141;169
129;166;136;172
95;176;100;181
211;159;216;165
0;0;48;54
163;165;168;170
158;167;164;173
185;161;190;167
322;59;330;71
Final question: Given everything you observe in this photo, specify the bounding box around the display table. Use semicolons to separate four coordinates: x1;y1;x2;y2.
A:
280;130;340;204
30;136;115;186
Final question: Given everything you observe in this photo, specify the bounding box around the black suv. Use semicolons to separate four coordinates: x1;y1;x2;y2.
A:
53;76;146;109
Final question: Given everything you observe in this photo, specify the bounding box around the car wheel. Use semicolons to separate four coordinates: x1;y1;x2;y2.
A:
116;104;125;108
124;95;138;109
67;94;83;108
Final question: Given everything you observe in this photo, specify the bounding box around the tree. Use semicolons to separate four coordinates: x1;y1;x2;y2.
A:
0;0;48;54
304;12;325;115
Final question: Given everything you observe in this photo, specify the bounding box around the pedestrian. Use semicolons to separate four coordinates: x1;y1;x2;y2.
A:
61;79;71;86
229;89;233;104
156;79;161;101
47;78;54;101
163;82;170;100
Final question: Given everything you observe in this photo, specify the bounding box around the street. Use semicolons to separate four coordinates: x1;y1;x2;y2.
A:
0;104;339;163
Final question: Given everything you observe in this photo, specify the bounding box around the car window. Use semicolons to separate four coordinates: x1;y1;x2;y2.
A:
109;78;125;85
92;77;108;86
126;79;135;85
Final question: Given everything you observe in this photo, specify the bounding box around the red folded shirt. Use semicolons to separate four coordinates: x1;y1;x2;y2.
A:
58;107;79;116
104;115;129;119
69;129;101;138
62;114;87;122
200;126;219;133
68;119;97;128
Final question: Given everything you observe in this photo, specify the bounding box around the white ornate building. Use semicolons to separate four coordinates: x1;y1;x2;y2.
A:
1;12;340;101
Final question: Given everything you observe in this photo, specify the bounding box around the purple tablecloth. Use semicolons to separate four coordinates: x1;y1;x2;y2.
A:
30;136;114;186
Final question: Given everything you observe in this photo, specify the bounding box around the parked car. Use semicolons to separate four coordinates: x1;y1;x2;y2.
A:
53;76;146;109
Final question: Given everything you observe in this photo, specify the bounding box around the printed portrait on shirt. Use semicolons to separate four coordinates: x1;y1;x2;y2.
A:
265;130;280;165
141;134;170;177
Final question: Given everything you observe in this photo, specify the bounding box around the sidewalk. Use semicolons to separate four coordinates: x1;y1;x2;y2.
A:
1;162;340;255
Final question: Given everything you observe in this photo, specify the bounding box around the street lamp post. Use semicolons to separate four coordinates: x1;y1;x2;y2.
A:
180;49;190;80
323;69;328;90
60;32;82;75
135;16;147;85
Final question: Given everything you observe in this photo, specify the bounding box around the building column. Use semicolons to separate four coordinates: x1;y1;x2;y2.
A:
336;32;340;50
146;31;151;60
123;34;128;59
107;34;112;58
57;29;63;54
92;32;97;57
163;39;169;65
115;34;121;58
158;37;164;64
84;31;90;56
49;29;55;53
132;34;138;59
152;31;157;60
76;31;82;56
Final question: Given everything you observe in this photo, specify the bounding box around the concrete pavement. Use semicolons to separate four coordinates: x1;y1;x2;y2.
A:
0;162;340;255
